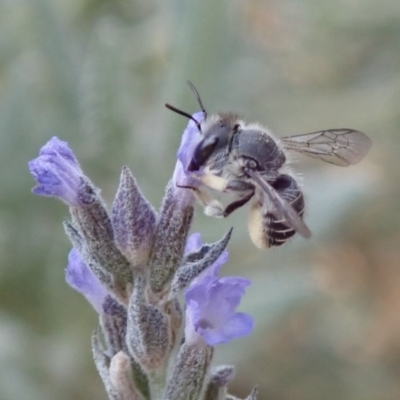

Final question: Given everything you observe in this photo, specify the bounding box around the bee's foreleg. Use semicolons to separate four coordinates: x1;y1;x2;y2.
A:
205;180;255;218
186;186;225;218
218;180;255;217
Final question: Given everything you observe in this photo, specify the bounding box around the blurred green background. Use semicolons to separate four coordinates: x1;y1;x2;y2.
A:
0;0;398;399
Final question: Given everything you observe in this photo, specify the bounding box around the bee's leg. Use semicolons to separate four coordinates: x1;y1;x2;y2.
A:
204;201;226;218
176;181;225;214
205;180;255;218
176;177;228;218
188;186;225;217
221;191;254;217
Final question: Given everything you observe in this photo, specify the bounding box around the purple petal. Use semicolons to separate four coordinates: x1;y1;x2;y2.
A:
176;112;204;171
28;137;85;206
185;273;253;346
172;112;204;203
184;232;202;254
206;250;228;278
214;277;251;308
65;248;108;313
185;275;215;304
39;137;78;164
201;313;254;345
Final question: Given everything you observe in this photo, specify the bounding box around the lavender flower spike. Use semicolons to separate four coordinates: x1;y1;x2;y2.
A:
65;248;108;313
28;137;89;207
185;274;254;346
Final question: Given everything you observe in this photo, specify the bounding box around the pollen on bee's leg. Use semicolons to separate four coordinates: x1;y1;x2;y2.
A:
204;200;225;218
248;202;269;249
192;187;212;206
199;173;228;192
192;186;225;218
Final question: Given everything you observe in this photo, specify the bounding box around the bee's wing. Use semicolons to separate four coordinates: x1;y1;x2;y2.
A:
281;129;371;167
246;170;312;238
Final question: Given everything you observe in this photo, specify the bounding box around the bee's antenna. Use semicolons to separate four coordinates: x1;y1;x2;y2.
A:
165;103;202;133
187;80;207;119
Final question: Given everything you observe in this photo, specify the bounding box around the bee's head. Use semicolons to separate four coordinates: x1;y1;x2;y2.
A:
165;81;240;172
188;114;240;171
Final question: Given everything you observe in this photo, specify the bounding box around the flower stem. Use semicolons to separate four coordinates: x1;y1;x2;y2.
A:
148;368;166;400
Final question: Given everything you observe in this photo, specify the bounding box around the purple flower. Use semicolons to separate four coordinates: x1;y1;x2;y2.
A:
28;137;86;206
184;241;253;346
185;276;253;346
65;248;108;313
176;112;204;171
184;232;203;254
172;112;204;193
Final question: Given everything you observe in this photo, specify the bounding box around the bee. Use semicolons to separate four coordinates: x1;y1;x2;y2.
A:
166;82;372;249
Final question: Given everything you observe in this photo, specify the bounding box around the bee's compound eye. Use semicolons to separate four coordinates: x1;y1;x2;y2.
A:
188;135;219;171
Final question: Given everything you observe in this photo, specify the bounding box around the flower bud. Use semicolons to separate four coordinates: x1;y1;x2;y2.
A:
163;341;213;400
126;273;173;372
112;166;157;266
